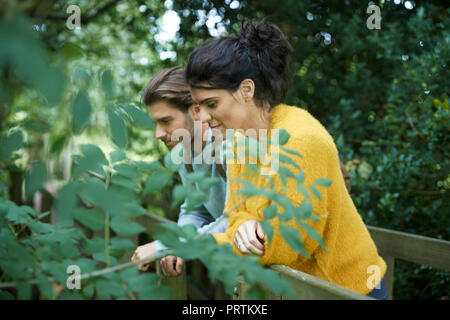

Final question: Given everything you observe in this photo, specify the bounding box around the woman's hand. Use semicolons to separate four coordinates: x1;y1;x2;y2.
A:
160;256;184;277
131;242;157;271
234;220;265;255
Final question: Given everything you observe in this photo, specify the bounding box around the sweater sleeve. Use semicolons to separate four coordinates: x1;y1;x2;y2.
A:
214;133;338;264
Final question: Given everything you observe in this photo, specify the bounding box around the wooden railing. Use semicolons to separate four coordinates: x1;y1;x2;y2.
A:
135;213;450;300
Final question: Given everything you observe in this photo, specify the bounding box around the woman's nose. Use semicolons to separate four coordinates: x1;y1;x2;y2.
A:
198;106;212;123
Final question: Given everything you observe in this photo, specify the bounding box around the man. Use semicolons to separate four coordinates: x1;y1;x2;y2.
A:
131;66;228;276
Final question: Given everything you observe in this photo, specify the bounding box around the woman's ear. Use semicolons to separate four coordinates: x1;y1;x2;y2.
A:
188;103;201;121
239;78;256;102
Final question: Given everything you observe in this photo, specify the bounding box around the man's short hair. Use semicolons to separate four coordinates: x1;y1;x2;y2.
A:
141;66;193;112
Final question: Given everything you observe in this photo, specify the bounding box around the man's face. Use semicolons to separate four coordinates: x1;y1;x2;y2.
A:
147;100;193;150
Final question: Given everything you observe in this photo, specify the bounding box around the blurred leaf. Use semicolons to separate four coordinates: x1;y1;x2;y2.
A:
300;222;326;252
314;178;332;187
110;150;126;163
263;205;278;220
73;208;104;231
36;271;53;298
172;184;187;207
0;130;24;162
144;170;172;195
278;129;290;145
107;107;128;149
260;220;274;244
101;69;116;99
55;183;78;227
309;184;322;201
71;90;92;135
279;225;310;258
121;104;155;129
25;161;47;199
110;217;145;236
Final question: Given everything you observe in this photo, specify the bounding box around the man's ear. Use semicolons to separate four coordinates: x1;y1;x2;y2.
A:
238;78;256;102
187;103;201;121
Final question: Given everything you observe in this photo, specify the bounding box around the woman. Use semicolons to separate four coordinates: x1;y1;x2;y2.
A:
185;18;387;299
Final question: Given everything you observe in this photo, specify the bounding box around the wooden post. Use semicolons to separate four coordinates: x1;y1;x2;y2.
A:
383;255;395;300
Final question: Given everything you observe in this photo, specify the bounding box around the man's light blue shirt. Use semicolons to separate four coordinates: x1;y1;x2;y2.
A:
154;128;228;257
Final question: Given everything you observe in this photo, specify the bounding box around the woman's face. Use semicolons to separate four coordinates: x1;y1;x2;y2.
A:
189;86;251;136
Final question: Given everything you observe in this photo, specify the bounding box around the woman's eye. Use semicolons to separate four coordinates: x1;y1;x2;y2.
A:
207;102;217;109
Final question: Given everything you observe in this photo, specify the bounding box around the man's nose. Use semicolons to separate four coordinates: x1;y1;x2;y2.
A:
155;125;166;140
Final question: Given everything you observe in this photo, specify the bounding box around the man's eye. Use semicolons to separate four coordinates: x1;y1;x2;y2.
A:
160;120;170;125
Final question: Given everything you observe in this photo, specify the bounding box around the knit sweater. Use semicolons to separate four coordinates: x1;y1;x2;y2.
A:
214;104;386;295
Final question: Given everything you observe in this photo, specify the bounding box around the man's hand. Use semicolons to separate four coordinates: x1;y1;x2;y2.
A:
131;242;157;271
234;219;265;255
160;256;184;277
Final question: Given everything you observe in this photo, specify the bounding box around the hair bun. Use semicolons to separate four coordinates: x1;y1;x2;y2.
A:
238;17;288;50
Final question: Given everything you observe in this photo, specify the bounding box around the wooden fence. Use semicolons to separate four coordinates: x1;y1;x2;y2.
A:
133;213;450;300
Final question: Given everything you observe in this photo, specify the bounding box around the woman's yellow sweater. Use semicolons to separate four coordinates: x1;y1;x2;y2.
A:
214;104;386;295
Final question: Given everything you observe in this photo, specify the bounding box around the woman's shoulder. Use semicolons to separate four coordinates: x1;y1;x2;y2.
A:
272;104;336;151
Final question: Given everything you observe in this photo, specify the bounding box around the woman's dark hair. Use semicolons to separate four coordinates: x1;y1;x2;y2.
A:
185;17;293;108
142;66;193;112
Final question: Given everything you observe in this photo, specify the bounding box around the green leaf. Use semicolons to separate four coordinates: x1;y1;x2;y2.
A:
186;191;206;211
113;163;141;179
172;184;187;207
281;146;303;159
73;208;104;231
0;290;15;300
71;90;92;135
278;129;291;145
300;222;326;252
279;225;310;258
110;150;126;163
263;205;278;220
143;170;172;195
198;176;221;191
101;69;116;99
278;153;300;169
314;178;333;187
107;107;128;149
297;171;305;184
309;184;322;201
96;279;126;298
111;174;140;191
16;281;32;300
0;130;24;162
297;185;310;200
110;217;145;236
296;201;313;221
164;147;183;172
83;284;95;299
25;161;47;198
260;220;274;244
245;284;267;300
121;104;155;129
36;271;53;298
55;183;78;227
73;144;108;178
